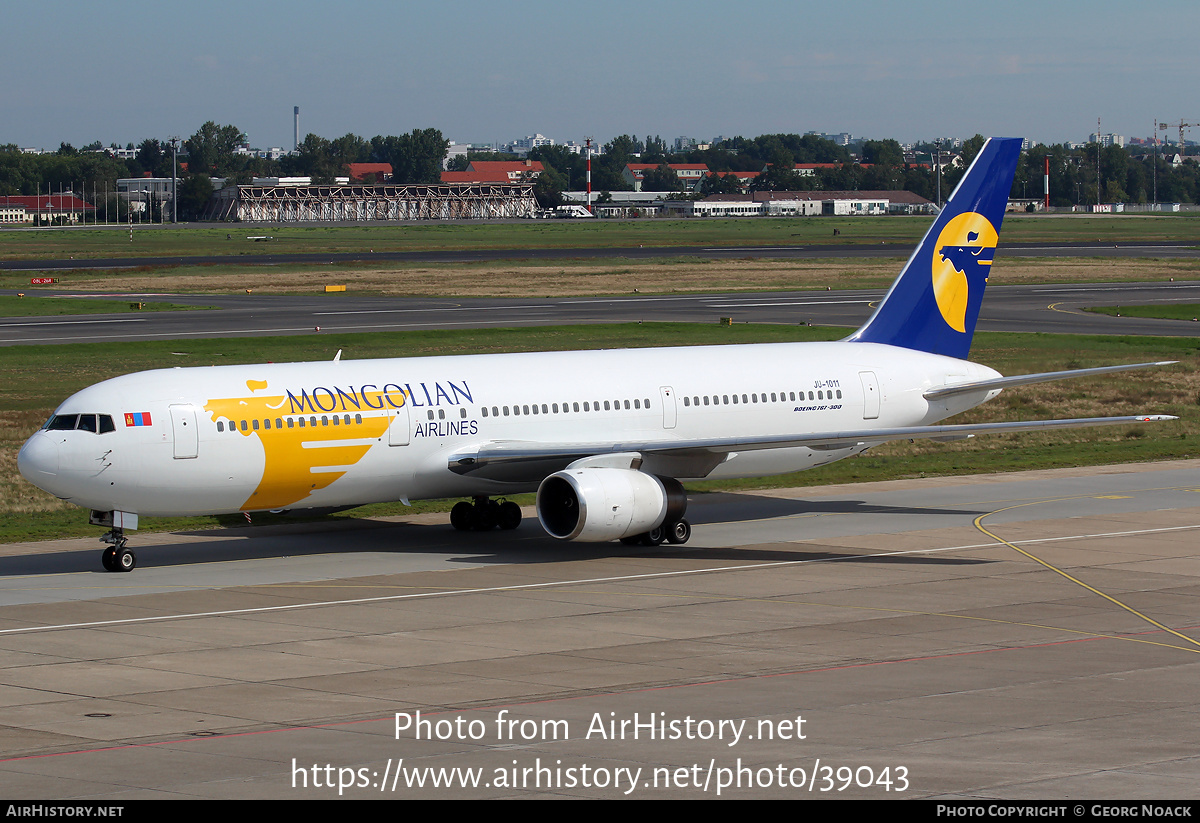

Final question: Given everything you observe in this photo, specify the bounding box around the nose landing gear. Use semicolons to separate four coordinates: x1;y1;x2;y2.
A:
99;528;136;572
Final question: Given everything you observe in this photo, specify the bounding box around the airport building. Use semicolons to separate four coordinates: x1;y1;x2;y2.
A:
562;189;933;218
117;178;180;213
0;194;96;223
204;181;537;222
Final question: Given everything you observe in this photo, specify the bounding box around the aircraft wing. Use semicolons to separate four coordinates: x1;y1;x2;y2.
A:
448;414;1177;482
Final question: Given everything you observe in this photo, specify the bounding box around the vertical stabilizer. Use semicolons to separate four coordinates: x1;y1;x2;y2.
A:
846;137;1023;359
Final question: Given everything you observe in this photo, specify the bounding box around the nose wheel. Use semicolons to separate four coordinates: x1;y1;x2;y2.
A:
100;529;136;572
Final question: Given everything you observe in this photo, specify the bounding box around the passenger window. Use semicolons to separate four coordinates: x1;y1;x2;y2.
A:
252;419;260;431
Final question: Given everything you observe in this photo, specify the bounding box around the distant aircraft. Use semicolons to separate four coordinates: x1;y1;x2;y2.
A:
18;138;1175;572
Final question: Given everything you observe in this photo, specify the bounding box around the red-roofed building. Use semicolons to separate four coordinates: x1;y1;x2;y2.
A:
440;170;516;184
441;160;544;185
0;194;95;224
623;163;709;191
345;163;393;183
467;160;544;180
791;163;873;175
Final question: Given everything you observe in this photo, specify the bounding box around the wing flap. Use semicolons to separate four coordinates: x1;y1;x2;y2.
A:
448;414;1176;481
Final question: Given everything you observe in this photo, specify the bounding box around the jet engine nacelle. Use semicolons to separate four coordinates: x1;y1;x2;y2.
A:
536;468;687;542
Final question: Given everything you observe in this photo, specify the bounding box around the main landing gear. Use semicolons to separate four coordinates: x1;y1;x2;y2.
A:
450;497;523;532
621;518;692;547
99;528;136;572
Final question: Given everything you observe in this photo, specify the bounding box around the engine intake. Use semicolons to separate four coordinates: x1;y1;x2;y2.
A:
536;468;686;542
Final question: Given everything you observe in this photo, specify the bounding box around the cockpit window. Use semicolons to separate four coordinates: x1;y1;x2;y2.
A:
46;414;78;431
44;413;115;434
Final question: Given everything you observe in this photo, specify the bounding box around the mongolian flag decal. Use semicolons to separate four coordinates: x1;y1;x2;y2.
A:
124;411;152;427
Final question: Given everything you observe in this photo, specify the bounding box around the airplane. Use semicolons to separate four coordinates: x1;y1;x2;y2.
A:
17;137;1176;572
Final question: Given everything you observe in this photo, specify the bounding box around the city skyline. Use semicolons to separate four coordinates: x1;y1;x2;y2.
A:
3;0;1197;152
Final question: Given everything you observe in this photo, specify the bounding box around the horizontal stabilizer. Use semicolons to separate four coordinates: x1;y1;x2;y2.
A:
924;361;1177;400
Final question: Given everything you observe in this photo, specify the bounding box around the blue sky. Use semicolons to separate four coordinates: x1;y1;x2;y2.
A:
4;1;1197;151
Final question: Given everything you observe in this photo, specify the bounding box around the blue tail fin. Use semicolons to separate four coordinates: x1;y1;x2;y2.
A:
846;137;1023;359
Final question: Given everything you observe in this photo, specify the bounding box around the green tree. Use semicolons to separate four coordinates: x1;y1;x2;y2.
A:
532;166;566;208
386;128;449;184
184;122;246;175
862;139;904;168
176;174;213;220
640;162;684;193
295;134;339;183
529;145;586;190
701;172;747;195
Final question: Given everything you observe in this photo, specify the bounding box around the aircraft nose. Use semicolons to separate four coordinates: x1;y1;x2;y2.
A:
17;431;59;485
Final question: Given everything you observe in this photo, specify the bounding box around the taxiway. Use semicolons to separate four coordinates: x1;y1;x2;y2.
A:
4;281;1200;345
1;461;1198;798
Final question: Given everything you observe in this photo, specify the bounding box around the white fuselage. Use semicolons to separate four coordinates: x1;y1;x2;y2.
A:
18;340;1000;518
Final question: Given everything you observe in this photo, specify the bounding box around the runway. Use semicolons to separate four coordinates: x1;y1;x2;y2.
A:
1;460;1198;798
4;281;1200;345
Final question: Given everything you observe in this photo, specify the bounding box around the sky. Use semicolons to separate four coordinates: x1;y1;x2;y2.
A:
4;0;1198;152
